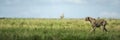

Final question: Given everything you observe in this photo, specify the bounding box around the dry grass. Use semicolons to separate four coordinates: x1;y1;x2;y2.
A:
0;18;120;40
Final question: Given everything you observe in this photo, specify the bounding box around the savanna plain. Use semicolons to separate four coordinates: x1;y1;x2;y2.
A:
0;18;120;40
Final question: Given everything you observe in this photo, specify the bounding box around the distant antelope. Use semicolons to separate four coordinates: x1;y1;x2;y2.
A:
60;13;64;19
85;17;108;32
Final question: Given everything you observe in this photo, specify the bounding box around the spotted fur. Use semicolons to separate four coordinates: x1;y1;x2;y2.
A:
85;17;108;32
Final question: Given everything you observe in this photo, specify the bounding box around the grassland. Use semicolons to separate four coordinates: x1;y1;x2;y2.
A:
0;18;120;40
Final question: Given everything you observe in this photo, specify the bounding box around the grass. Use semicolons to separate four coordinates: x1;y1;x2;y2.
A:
0;18;120;40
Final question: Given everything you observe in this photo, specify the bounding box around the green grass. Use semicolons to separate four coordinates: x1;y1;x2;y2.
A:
0;18;120;40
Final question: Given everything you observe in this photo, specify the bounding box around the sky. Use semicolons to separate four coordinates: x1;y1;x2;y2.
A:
0;0;120;18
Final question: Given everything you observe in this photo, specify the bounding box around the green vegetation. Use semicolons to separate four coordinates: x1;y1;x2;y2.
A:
0;18;120;40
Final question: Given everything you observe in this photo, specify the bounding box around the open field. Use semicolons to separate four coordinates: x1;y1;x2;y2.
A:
0;18;120;40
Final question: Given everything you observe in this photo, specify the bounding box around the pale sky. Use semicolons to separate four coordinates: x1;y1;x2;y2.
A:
0;0;120;18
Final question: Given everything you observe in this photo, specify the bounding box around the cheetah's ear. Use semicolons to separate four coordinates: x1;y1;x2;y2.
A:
85;17;90;21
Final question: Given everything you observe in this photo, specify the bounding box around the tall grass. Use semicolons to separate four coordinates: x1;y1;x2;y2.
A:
0;18;120;40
